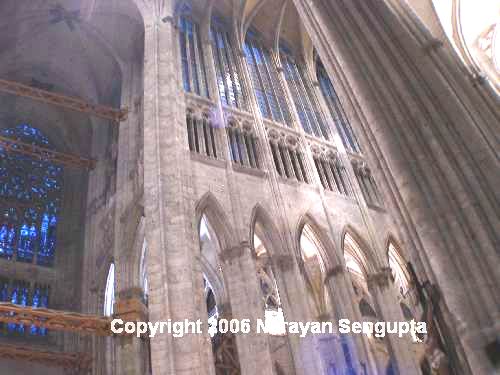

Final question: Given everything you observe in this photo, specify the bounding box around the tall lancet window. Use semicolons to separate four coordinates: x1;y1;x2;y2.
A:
280;45;329;139
316;59;361;153
244;31;291;125
210;16;246;109
0;124;63;267
104;263;115;317
179;7;209;97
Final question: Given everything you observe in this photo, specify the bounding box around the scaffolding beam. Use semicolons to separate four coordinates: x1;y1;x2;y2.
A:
0;302;112;336
0;344;92;372
0;135;95;170
0;79;128;123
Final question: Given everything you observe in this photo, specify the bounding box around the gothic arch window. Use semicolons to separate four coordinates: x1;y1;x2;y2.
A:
299;223;329;318
0;124;63;267
244;30;291;125
387;241;411;297
140;240;149;305
280;45;329;139
210;16;246;109
104;263;115;317
178;4;209;97
253;232;285;336
316;58;361;153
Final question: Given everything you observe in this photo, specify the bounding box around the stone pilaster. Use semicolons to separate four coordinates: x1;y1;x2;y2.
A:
221;243;275;375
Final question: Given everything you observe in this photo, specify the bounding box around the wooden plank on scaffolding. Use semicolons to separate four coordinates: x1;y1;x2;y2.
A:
0;79;128;123
0;344;92;371
0;135;96;170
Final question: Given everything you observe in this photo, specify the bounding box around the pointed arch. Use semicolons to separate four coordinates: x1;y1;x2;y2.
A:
195;192;236;252
341;225;377;277
386;235;412;297
250;204;284;257
296;214;337;269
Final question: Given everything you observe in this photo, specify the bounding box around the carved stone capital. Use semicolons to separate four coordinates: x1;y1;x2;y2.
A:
114;296;148;322
220;243;250;263
273;255;295;272
325;265;345;281
367;267;392;290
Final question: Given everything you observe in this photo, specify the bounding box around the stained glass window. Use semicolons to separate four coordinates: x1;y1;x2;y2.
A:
316;59;361;153
280;45;330;139
0;278;49;336
244;31;291;125
0;124;63;267
210;17;246;109
179;10;210;98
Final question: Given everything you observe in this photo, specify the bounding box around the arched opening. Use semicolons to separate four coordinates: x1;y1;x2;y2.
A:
198;213;241;375
343;231;389;374
299;222;330;320
104;263;115;317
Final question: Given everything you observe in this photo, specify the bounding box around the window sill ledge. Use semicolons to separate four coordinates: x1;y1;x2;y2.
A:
232;164;267;178
190;152;226;168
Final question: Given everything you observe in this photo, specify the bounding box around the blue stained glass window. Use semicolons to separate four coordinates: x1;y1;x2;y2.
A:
244;33;291;125
280;46;329;139
0;279;49;336
179;13;209;98
316;59;361;153
0;124;63;267
210;17;246;109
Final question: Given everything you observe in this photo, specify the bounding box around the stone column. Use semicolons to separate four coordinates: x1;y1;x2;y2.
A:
220;243;275;375
367;269;419;374
324;265;377;375
292;0;500;373
142;2;215;374
114;288;149;375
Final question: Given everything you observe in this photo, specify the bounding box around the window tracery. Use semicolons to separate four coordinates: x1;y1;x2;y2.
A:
179;9;209;98
311;147;353;196
0;124;63;267
353;161;383;207
280;46;329;139
226;119;260;169
0;277;49;336
210;16;246;109
244;31;291;125
186;109;220;159
316;59;361;153
268;131;309;183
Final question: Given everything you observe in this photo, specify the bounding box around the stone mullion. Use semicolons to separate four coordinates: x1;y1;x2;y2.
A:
283;147;297;180
213;31;232;106
322;158;336;192
313;156;328;189
193;22;207;97
293;61;322;137
223;33;246;110
221;245;275;375
324;267;376;375
247;40;273;119
290;149;304;182
243;132;256;168
270;141;283;177
186;114;195;151
367;271;420;374
223;32;243;108
197;117;207;156
236;129;250;167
